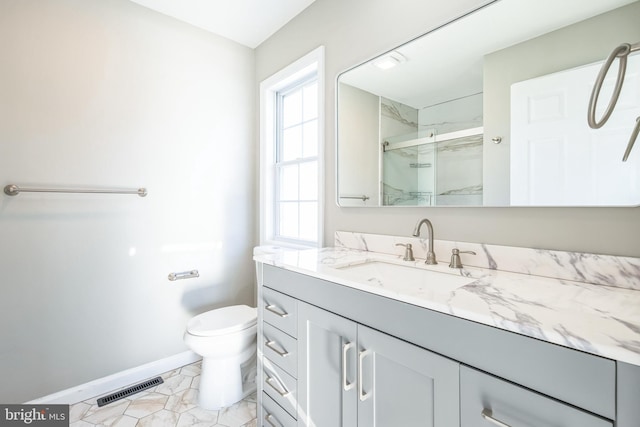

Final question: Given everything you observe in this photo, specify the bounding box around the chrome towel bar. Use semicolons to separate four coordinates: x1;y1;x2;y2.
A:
3;184;147;197
588;41;640;162
168;270;199;281
339;195;370;201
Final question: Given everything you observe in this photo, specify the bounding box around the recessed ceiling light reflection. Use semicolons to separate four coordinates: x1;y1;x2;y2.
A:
373;51;407;70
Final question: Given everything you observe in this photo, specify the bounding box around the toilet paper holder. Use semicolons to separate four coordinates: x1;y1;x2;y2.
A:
168;270;200;281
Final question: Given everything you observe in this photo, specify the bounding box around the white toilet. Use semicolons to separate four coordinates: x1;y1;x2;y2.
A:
184;304;257;410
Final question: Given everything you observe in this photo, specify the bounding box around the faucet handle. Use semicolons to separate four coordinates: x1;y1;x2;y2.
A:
395;243;415;261
449;248;476;269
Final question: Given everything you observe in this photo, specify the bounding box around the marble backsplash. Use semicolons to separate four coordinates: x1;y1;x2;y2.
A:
335;231;640;291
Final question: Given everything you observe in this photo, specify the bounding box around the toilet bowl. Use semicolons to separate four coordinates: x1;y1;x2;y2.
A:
184;305;257;410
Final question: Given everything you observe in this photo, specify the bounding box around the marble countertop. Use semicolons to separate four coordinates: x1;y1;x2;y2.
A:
255;246;640;366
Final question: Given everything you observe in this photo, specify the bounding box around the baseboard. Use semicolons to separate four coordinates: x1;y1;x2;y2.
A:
26;351;201;405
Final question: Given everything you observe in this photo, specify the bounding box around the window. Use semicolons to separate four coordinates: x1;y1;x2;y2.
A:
276;77;318;242
260;47;324;248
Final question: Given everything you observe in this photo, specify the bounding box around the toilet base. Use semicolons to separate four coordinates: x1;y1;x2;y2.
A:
198;356;244;410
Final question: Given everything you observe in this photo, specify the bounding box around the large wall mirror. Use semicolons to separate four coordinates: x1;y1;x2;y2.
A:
337;0;640;207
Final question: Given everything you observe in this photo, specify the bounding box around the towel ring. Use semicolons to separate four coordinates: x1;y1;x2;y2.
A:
588;42;640;161
587;43;632;129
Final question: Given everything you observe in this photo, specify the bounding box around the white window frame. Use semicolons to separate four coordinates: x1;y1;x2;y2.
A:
260;46;325;248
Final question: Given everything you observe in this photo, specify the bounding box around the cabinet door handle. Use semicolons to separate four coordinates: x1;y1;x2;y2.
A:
358;349;372;401
265;340;289;357
265;375;290;397
481;409;511;427
265;413;279;427
265;304;289;318
342;342;355;391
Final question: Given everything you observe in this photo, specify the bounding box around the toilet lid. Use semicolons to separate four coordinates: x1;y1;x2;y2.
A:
187;305;257;337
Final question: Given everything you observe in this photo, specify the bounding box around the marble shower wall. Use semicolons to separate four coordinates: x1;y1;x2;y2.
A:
380;98;432;205
421;94;484;205
380;97;419;143
418;93;483;135
435;133;483;205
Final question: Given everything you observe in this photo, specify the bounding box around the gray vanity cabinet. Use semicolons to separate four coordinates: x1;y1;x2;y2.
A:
260;287;299;427
356;323;459;427
460;366;613;427
296;301;357;426
259;264;638;427
297;301;459;427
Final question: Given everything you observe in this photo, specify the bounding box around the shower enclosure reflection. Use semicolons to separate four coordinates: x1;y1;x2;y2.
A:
336;0;640;207
382;126;483;206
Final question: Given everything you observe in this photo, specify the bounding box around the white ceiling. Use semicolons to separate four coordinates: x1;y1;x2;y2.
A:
128;0;317;48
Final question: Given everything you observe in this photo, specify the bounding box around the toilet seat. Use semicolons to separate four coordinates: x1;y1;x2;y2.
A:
187;305;257;337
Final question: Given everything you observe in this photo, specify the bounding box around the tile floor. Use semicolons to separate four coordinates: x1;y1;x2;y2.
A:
69;361;257;427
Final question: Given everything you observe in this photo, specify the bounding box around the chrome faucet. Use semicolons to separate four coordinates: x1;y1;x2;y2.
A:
412;218;437;264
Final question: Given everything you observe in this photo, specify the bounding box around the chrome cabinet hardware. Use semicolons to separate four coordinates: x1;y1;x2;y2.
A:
265;340;289;358
265;304;289;318
481;409;511;427
264;413;279;427
449;248;476;269
358;349;372;401
342;342;355;391
395;243;415;261
265;375;290;397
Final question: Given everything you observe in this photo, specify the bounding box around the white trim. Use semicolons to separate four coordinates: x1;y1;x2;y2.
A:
260;46;325;248
26;351;201;405
317;47;326;248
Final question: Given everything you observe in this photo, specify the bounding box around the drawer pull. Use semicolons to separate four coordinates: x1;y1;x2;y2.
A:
265;304;290;318
481;409;511;427
266;374;290;397
342;342;355;391
358;349;372;401
265;413;279;427
265;340;289;357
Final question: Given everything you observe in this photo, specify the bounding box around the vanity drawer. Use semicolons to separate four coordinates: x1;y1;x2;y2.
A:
263;358;297;419
262;392;296;427
263;322;297;376
262;287;297;337
460;366;612;427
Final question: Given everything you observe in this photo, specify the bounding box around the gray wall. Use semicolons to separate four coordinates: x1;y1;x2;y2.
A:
256;0;640;257
0;0;255;402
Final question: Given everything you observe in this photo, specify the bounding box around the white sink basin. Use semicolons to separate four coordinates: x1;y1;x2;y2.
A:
336;260;474;293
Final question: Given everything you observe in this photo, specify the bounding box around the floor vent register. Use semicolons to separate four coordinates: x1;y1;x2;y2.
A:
96;376;164;407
